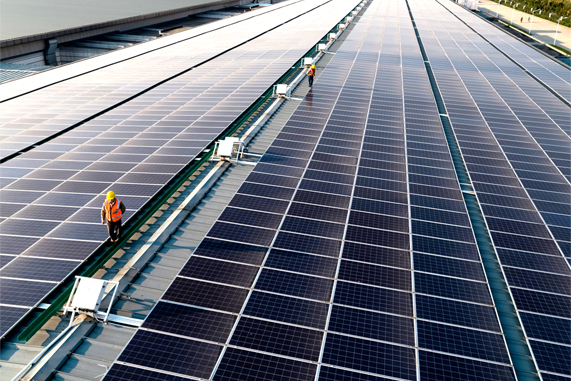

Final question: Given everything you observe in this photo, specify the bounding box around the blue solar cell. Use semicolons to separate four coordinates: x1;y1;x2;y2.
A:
411;206;470;226
511;288;570;318
328;305;414;345
417;320;510;363
322;333;416;380
244;291;328;329
540;373;571;381
162;278;248;313
413;253;485;281
0;306;27;337
530;340;571;375
118;330;222;379
345;225;409;250
193;238;267;265
208;222;275;246
504;267;571;295
0;257;79;282
288;202;348;223
237;182;295;201
265;249;338;278
0;235;39;255
105;364;189;381
281;216;345;239
230;317;323;361
0;278;55;307
246;172;300;188
349;211;408;232
496;249;571;275
334;281;413;317
491;231;561;256
255;269;333;302
143;302;236;343
354;187;407;204
412;220;474;243
520;312;571;345
412;235;480;260
179;257;259;288
415;272;493;305
213;347;317;381
338;260;411;291
419;351;516;381
342;242;411;269
219;207;283;230
318;366;393;381
273;231;341;257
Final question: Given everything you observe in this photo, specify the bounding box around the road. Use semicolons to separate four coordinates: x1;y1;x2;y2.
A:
478;0;571;52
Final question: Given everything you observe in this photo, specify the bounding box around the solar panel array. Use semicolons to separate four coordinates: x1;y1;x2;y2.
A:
438;0;571;104
0;0;300;102
0;0;363;338
0;0;330;160
104;1;522;379
424;9;571;141
410;0;571;379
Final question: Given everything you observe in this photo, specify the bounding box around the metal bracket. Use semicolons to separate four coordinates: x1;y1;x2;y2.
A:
64;277;119;326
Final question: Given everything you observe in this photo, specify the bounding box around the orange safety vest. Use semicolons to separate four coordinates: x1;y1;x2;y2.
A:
308;68;315;76
105;199;123;222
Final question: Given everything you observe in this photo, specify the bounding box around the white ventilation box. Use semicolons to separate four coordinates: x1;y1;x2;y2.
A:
275;84;289;97
65;276;119;326
70;278;106;311
303;57;313;67
329;33;337;41
318;43;327;52
346;16;353;23
352;10;358;15
217;137;240;157
339;24;346;30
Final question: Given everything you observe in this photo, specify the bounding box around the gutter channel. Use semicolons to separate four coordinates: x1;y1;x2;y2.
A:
405;2;541;380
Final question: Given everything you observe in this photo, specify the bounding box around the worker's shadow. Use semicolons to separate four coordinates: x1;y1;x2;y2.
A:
306;92;313;107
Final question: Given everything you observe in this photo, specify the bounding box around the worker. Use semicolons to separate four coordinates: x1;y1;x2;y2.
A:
308;64;316;87
101;191;125;243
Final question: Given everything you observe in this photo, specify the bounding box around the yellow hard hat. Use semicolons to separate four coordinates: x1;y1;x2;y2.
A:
107;191;115;200
311;64;316;69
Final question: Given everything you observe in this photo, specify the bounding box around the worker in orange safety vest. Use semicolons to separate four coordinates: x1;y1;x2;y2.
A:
308;64;316;87
101;191;126;243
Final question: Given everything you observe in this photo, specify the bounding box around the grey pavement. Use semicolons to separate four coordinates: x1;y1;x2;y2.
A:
478;0;571;52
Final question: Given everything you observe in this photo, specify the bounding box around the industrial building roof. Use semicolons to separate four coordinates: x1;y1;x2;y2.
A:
0;0;570;380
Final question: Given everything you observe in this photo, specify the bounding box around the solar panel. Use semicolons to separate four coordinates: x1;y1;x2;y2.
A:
104;1;519;379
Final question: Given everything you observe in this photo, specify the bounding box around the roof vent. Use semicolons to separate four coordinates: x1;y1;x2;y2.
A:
275;84;290;98
65;276;119;325
213;137;245;162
